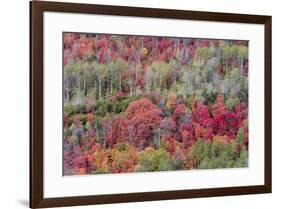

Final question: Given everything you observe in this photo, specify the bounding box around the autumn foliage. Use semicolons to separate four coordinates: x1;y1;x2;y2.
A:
63;33;249;175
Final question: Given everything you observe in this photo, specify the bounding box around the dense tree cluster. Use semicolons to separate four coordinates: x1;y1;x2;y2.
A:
63;33;249;175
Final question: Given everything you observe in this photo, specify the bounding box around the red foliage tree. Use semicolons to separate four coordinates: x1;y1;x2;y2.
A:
172;104;187;125
212;94;226;117
160;117;177;139
125;98;162;149
125;98;158;120
211;95;246;139
180;120;196;147
192;102;214;128
103;115;130;147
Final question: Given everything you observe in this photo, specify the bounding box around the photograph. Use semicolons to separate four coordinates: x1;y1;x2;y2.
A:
63;32;249;175
28;1;272;207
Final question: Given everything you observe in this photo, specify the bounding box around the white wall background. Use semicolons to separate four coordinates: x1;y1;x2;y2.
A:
0;0;278;208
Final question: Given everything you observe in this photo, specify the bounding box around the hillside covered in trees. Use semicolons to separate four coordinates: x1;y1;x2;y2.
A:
63;33;249;175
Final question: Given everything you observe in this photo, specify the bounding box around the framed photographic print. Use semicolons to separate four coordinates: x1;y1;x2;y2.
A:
30;0;272;208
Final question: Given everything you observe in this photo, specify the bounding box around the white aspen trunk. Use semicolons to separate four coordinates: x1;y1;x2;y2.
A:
135;66;138;95
109;65;113;96
240;56;244;76
65;80;69;104
77;75;81;93
130;71;133;96
225;56;228;72
119;71;122;92
155;38;158;59
159;72;162;93
153;73;156;90
83;73;86;96
98;75;102;100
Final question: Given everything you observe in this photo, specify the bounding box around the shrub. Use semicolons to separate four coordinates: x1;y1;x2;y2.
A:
68;114;88;126
225;97;240;110
172;147;187;170
188;138;248;169
111;143;138;173
64;104;75;116
236;127;245;145
136;147;174;172
202;89;218;105
74;104;87;114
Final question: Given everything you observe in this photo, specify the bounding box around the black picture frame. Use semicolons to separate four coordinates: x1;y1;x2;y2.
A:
30;1;272;208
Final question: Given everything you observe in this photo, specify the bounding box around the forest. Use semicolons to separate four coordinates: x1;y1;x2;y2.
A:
63;32;249;175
